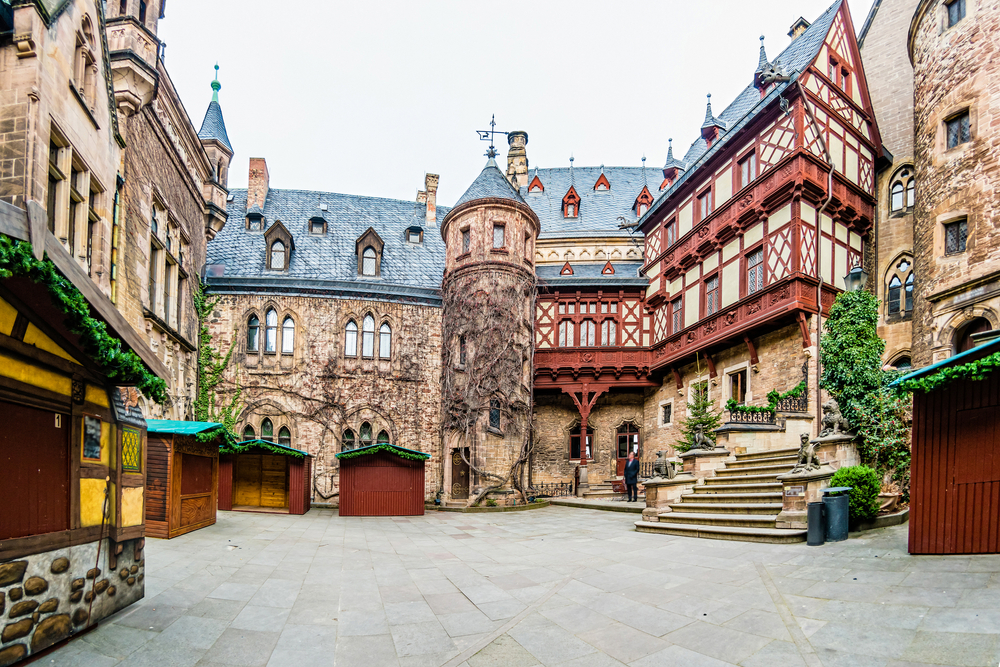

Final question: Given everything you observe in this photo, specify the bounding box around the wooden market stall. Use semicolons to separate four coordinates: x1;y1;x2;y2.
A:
894;336;1000;554
0;201;169;661
218;439;312;515
145;420;228;539
337;443;430;516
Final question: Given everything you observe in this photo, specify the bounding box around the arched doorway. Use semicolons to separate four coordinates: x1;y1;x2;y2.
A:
954;318;991;354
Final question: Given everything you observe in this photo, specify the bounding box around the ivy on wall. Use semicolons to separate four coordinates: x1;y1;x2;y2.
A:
336;443;431;462
0;237;167;402
193;280;242;433
725;381;808;415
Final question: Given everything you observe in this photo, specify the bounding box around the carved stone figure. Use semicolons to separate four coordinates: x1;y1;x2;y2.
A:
818;398;853;438
690;424;714;451
653;451;676;480
790;432;821;474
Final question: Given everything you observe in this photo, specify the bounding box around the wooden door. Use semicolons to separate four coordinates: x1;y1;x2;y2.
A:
616;423;640;477
260;455;288;508
451;448;469;499
234;454;262;506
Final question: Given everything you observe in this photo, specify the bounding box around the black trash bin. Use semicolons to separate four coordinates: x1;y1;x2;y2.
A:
822;486;852;542
807;502;826;546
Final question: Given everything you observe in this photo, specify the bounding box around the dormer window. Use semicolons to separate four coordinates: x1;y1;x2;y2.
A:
602;262;615;275
633;186;654;219
593;173;610;191
309;217;326;235
563;186;581;218
270;241;286;270
406;226;423;244
264;220;292;271
355;227;384;277
528;174;544;194
561;262;573;275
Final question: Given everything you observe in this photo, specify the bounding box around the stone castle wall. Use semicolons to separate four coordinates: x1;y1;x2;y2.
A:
911;0;1000;365
207;293;443;501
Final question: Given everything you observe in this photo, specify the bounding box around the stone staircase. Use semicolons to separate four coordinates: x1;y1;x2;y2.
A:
635;448;807;543
582;478;621;500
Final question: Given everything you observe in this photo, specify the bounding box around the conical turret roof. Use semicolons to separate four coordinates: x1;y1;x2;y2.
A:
454;157;526;207
198;65;233;152
755;36;770;73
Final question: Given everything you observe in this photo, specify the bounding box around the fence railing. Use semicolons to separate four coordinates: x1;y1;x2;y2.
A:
527;482;574;499
775;396;809;412
639;461;656;479
727;409;777;425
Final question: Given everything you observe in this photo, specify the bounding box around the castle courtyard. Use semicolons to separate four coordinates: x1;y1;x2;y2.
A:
44;509;1000;667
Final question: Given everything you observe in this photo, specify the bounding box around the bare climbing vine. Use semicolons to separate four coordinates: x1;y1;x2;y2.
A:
441;267;536;507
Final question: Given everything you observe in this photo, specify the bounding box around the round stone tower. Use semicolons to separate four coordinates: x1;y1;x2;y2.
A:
439;154;540;505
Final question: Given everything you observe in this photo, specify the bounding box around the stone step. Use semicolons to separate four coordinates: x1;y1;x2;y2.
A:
716;463;795;477
724;455;799;470
635;521;808;544
693;482;783;494
703;473;783;485
682;491;783;503
673;502;783;514
734;448;800;462
657;512;779;528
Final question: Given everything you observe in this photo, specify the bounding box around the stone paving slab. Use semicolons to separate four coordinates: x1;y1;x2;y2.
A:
44;507;1000;667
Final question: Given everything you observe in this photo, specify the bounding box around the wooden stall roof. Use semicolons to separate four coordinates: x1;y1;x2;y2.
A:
891;336;1000;388
222;438;310;458
147;419;233;442
336;443;431;462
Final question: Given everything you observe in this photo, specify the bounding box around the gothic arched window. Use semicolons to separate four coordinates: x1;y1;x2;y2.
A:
281;316;295;354
377;430;390;444
360;422;373;446
362;315;375;357
343;429;355;451
379;323;391;359
362;247;377;276
270;240;286;270
261;418;274;442
886;257;914;316
345;320;358;357
265;309;277;352
889;167;915;214
278;426;291;447
247;314;259;352
243;424;255;440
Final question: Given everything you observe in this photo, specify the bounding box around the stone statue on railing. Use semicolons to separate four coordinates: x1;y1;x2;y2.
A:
789;432;821;474
690;424;714;451
817;398;854;439
653;450;676;480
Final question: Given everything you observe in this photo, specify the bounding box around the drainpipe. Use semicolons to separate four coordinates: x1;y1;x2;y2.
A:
797;81;835;433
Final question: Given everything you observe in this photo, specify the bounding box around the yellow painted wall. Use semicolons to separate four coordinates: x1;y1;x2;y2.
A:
0;296;16;335
80;478;114;526
23;324;80;364
0;350;71;395
85;384;109;407
685;286;700;328
678;202;693;237
722;263;740;307
121;487;144;527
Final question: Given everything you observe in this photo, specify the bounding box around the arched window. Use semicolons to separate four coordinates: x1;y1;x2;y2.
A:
569;423;593;460
892;356;912;371
281;317;295;354
887;276;902;314
343;429;355;451
278;426;291;447
362;247;377;276
377;430;390;444
243;424;255;440
360;422;373;446
271;241;285;270
379;323;391;359
261;418;274;442
886;257;914;316
580;320;595;347
362;314;375;357
345;320;358;357
955;318;991;354
247;314;260;351
889;167;915;214
265;309;277;352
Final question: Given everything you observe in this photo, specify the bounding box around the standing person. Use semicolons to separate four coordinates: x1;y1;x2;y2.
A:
623;451;640;502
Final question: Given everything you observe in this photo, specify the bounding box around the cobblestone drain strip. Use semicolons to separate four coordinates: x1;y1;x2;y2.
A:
755;561;824;667
441;566;588;667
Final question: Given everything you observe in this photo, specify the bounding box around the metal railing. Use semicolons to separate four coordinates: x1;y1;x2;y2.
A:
775;396;809;412
527;482;574;499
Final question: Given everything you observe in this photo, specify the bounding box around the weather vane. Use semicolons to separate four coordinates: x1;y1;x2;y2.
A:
476;114;510;159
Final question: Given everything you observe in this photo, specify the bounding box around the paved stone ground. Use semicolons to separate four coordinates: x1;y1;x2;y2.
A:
42;507;1000;667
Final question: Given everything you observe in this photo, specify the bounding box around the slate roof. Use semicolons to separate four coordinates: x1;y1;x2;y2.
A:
454;158;526;207
519;166;658;240
198;100;232;152
536;261;647;287
205;189;449;293
642;0;843;225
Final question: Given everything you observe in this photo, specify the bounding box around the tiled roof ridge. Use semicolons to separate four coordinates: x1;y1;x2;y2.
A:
227;186;452;212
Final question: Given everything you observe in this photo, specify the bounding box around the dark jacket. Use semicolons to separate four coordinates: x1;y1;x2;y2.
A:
623;459;640;484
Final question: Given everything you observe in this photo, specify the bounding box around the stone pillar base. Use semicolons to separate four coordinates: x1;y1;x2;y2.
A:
774;465;835;529
643;474;697;514
678;448;732;480
576;465;590;497
813;434;859;470
641;508;660;522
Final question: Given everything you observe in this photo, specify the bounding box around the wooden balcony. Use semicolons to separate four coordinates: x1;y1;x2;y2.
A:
533;346;656;390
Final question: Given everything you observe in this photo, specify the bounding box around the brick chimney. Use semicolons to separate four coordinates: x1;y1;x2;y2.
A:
506;131;529;188
417;173;439;225
247;157;270;212
788;17;810;42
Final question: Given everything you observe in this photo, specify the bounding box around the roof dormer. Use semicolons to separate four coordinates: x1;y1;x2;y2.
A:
633;185;654;218
308;215;327;235
593;170;610;192
264;219;293;271
527;172;544;194
602;261;615;275
660;139;685;190
356;227;384;277
560;262;574;275
563;185;581;218
246;204;264;232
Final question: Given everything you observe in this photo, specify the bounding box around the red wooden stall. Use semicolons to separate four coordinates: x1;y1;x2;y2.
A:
218;439;312;515
898;338;1000;554
336;444;430;516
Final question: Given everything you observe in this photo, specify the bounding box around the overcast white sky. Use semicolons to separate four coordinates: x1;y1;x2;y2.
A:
159;0;867;207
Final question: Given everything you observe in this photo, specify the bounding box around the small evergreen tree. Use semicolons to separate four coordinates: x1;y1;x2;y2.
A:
675;380;722;452
193;280;242;433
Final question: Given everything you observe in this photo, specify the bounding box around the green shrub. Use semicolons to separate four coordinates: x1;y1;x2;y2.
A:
829;465;880;521
485;499;498;507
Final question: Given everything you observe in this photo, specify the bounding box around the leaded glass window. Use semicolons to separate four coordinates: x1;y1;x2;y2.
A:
493;224;505;249
945;219;967;255
121;427;141;473
243;424;255;440
489;399;501;431
270;241;285;270
705;276;720;316
747;248;764;294
261;418;273;442
343;429;355;451
377;430;390;444
362;247;377;276
580;320;595;347
362;315;375;357
278;426;291;447
946;112;971;149
360;422;373;446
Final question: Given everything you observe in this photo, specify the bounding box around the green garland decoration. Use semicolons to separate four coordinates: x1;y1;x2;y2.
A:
336;444;430;462
726;381;807;415
898;350;1000;394
194;425;239;448
0;237;167;403
220;439;307;458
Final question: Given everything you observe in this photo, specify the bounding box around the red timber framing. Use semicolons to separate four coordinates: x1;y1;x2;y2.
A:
637;1;878;374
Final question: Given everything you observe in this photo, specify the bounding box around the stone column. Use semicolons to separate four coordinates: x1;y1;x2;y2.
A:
678;447;732;480
640;474;698;522
774;465;835;529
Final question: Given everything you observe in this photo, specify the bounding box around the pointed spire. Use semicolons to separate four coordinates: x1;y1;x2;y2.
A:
702;94;716;127
198;63;233;152
569;155;575;183
663;138;684;170
641;155;647;184
755;36;769;74
211;63;221;102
